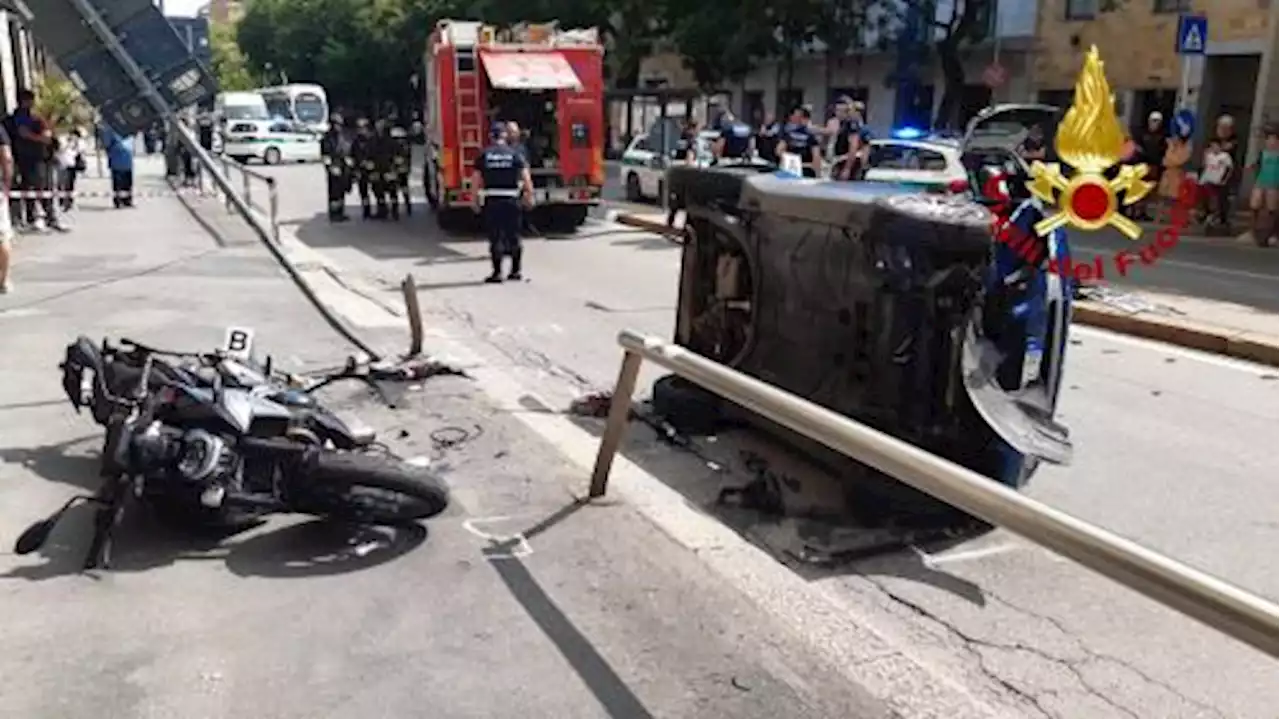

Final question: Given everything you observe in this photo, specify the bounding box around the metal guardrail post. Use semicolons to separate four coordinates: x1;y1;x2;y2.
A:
593;330;1280;657
588;349;644;498
242;170;252;211
267;177;280;243
401;274;424;357
222;158;233;213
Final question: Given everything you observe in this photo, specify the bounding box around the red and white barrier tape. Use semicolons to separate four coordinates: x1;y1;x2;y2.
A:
5;187;214;200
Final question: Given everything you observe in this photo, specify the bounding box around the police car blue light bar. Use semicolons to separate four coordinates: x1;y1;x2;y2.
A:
890;127;926;140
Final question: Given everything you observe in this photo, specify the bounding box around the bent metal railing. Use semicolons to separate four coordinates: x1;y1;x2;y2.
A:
588;330;1280;658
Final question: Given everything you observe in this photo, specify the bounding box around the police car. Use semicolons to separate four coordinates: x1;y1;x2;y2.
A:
222;119;323;165
856;127;972;193
620;130;719;202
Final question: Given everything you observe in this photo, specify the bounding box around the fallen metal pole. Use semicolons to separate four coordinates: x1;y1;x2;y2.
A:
63;0;381;363
592;330;1280;658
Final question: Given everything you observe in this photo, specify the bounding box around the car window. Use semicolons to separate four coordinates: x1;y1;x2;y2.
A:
228;123;257;134
631;137;650;152
268;122;293;134
868;143;948;171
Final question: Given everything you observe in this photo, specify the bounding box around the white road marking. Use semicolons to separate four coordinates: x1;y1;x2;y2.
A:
462;517;535;559
912;543;1022;567
1073;244;1276;281
1072;325;1276;373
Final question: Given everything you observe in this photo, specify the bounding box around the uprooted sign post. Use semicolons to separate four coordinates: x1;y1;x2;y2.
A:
990;45;1196;282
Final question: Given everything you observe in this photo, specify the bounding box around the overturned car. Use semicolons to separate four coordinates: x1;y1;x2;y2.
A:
660;105;1073;521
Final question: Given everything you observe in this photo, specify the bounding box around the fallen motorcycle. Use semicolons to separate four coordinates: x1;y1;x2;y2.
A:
14;335;450;570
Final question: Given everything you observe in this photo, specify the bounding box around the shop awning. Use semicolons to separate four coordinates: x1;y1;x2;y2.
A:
479;51;582;91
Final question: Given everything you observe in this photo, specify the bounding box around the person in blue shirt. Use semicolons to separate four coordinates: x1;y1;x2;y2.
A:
473;122;533;283
100;124;134;208
833;100;872;180
713;111;753;163
775;105;822;177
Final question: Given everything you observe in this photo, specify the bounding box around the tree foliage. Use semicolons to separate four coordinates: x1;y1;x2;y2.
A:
227;0;1007;127
209;21;259;91
35;74;92;130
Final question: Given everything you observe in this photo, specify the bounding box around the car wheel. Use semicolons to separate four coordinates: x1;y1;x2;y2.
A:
625;172;641;202
263;147;282;165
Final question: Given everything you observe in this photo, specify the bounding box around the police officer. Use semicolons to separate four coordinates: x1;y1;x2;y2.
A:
713;110;753;164
473;122;533;283
775;105;822;177
833;99;872;180
321;113;352;221
389;119;413;217
755;114;780;165
350;118;376;218
370;119;397;219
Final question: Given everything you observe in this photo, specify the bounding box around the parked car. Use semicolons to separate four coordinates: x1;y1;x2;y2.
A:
221;119;322;165
620;130;718;202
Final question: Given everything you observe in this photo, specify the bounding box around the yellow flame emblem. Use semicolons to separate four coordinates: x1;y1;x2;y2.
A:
1026;46;1154;239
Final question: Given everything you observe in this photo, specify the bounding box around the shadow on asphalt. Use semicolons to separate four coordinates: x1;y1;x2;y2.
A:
0;440;429;581
480;499;656;719
557;403;989;608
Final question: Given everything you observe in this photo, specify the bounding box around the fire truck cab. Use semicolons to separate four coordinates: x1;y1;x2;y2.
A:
423;20;606;233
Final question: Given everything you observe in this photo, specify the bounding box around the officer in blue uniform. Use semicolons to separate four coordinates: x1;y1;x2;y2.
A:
775;105;823;177
474;123;533;283
833;101;872;180
713;111;753;164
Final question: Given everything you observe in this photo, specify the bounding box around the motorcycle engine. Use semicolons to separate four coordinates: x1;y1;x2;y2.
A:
176;430;235;483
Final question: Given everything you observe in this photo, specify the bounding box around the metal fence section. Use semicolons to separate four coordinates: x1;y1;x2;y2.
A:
207;153;281;243
589;329;1280;658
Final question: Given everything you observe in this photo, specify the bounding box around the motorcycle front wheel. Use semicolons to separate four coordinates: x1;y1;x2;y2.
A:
298;451;450;524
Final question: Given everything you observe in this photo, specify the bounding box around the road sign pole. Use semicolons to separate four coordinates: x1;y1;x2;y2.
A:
1178;56;1192;109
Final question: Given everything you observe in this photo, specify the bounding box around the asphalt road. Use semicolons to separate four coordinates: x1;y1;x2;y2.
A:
251;160;1277;719
0;162;902;719
605;160;1280;312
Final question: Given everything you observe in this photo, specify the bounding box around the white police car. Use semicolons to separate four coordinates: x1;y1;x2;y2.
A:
857;127;972;193
620;130;718;202
222;119;322;165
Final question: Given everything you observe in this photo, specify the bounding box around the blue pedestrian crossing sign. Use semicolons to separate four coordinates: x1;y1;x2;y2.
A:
1176;14;1208;55
1171;109;1196;139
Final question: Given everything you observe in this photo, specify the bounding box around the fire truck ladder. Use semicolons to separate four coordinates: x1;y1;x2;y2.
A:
455;45;484;188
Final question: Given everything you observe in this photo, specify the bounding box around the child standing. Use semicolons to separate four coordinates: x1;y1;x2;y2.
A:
1248;123;1278;246
1198;139;1234;232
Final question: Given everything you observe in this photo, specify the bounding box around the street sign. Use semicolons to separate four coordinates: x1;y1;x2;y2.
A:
1171;108;1196;139
982;63;1008;89
1176;14;1207;55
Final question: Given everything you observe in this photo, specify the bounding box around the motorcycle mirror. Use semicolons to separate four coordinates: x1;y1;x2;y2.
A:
14;518;55;555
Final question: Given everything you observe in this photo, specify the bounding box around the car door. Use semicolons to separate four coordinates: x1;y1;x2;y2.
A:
622;136;658;198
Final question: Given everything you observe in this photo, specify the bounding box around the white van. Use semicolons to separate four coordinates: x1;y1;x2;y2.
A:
215;92;270;122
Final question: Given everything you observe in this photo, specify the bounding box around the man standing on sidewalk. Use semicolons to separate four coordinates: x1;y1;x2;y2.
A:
10;89;65;233
101;125;135;208
0;121;14;293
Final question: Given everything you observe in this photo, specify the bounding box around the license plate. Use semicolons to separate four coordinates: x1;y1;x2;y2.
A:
542;189;571;203
222;326;255;361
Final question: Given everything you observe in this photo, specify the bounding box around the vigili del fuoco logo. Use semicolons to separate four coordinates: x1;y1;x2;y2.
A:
989;45;1196;282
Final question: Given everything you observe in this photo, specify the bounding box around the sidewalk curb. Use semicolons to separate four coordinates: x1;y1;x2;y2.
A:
1072;303;1279;366
613;212;1279;366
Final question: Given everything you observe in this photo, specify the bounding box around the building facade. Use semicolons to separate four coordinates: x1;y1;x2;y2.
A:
635;1;1042;138
1034;0;1277;147
201;0;243;26
0;8;41;115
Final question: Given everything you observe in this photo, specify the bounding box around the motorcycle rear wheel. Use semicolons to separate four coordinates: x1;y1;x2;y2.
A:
301;452;450;524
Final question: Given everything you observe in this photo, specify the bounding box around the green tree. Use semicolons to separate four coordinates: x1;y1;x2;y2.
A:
209;21;259;91
35;74;91;130
664;0;774;92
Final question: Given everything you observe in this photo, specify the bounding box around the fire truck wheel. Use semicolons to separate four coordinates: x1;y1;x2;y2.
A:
436;209;469;233
625;173;641;201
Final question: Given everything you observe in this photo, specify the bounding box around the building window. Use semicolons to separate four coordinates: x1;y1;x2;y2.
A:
1153;0;1191;12
1065;0;1098;20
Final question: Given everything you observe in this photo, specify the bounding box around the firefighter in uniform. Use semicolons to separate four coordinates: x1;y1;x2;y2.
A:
473;123;533;283
370;119;397;219
712;110;753;164
389;120;413;217
320;113;351;221
350;118;376;218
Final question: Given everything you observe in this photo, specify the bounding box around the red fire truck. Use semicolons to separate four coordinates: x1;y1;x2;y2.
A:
422;20;606;233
